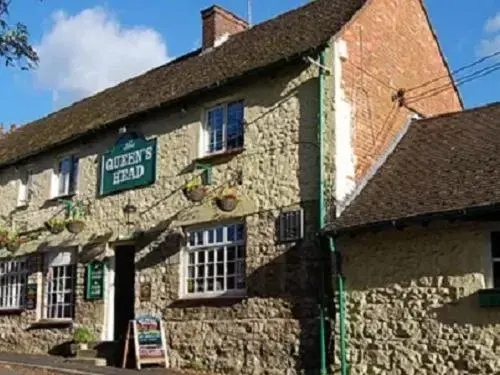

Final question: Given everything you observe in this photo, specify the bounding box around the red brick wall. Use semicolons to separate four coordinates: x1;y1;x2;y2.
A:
339;0;462;180
202;6;248;50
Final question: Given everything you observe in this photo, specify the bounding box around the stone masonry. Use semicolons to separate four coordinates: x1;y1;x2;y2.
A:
336;224;500;374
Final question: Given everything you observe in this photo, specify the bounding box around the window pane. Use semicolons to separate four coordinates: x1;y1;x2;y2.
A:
198;251;205;264
227;101;244;149
197;265;205;278
216;227;223;242
195;279;204;292
58;158;71;195
207;107;224;153
69;156;79;194
227;277;235;290
216;263;224;276
188;253;195;265
207;279;214;291
237;246;245;258
187;279;194;293
494;262;500;288
492;232;500;258
207;250;214;263
216;248;224;262
208;264;214;277
64;305;73;319
236;224;244;241
227;226;235;242
216;278;224;291
208;230;215;244
227;262;235;275
188;266;194;278
227;247;236;261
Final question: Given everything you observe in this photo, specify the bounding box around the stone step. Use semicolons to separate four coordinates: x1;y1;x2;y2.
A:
76;349;98;358
65;357;107;367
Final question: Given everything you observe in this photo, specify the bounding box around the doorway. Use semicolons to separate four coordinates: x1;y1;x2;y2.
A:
113;244;136;366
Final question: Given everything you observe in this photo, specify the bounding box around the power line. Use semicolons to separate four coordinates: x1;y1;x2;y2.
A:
406;61;500;105
405;49;500;94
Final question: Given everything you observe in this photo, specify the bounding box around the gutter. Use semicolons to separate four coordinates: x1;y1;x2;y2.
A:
317;44;348;375
327;203;500;237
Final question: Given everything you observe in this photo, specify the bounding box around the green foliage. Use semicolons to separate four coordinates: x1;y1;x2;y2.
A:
73;326;95;344
46;217;66;231
184;176;203;192
0;0;39;69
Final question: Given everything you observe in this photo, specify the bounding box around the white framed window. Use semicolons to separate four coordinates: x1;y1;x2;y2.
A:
51;156;79;198
183;223;246;298
0;258;27;309
203;100;244;155
491;232;500;288
44;249;76;320
17;169;33;207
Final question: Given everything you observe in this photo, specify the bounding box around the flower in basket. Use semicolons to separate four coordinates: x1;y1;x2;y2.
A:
45;218;66;234
66;201;86;234
216;187;239;212
5;232;21;253
183;176;207;202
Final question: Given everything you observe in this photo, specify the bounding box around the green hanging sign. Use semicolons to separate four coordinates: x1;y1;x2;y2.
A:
86;261;105;300
99;132;157;196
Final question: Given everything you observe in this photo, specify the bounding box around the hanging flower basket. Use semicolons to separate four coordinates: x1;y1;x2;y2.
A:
216;188;239;212
45;219;66;234
66;220;85;234
183;176;207;202
184;186;206;202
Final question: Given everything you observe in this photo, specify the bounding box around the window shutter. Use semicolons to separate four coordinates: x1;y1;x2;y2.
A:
278;210;304;242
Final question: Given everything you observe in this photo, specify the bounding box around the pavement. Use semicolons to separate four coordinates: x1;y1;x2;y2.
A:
0;352;200;374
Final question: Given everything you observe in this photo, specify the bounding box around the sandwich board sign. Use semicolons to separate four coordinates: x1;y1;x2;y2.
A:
99;131;157;196
122;315;168;369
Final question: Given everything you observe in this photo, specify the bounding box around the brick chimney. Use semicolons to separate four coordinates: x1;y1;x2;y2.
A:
202;5;248;50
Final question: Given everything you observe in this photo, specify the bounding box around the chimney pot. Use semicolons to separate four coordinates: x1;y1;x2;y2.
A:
202;5;248;50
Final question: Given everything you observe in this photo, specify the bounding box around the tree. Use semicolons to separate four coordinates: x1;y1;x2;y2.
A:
0;0;38;69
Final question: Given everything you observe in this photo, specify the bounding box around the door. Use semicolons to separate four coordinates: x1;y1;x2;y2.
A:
113;245;136;366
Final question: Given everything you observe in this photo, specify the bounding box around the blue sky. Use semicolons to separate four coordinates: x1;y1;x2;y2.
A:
1;0;499;127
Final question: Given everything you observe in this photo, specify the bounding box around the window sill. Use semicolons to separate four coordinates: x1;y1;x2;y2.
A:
171;291;246;308
48;192;77;202
478;288;500;307
0;308;24;315
29;319;74;329
195;147;245;164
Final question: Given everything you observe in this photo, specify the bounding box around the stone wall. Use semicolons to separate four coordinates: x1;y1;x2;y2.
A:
0;59;329;374
336;225;500;374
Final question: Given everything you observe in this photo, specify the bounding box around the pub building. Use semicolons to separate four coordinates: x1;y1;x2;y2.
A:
0;0;463;374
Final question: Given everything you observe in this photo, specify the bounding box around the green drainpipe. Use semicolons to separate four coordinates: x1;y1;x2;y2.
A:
317;46;348;375
318;48;328;375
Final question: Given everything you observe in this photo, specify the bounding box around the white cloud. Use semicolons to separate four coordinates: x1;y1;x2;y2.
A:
485;13;500;33
35;7;168;105
478;35;500;57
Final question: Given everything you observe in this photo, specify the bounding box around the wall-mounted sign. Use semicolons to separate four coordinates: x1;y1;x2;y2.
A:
139;282;152;302
122;315;168;369
25;283;37;310
99;132;157;196
85;260;105;300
